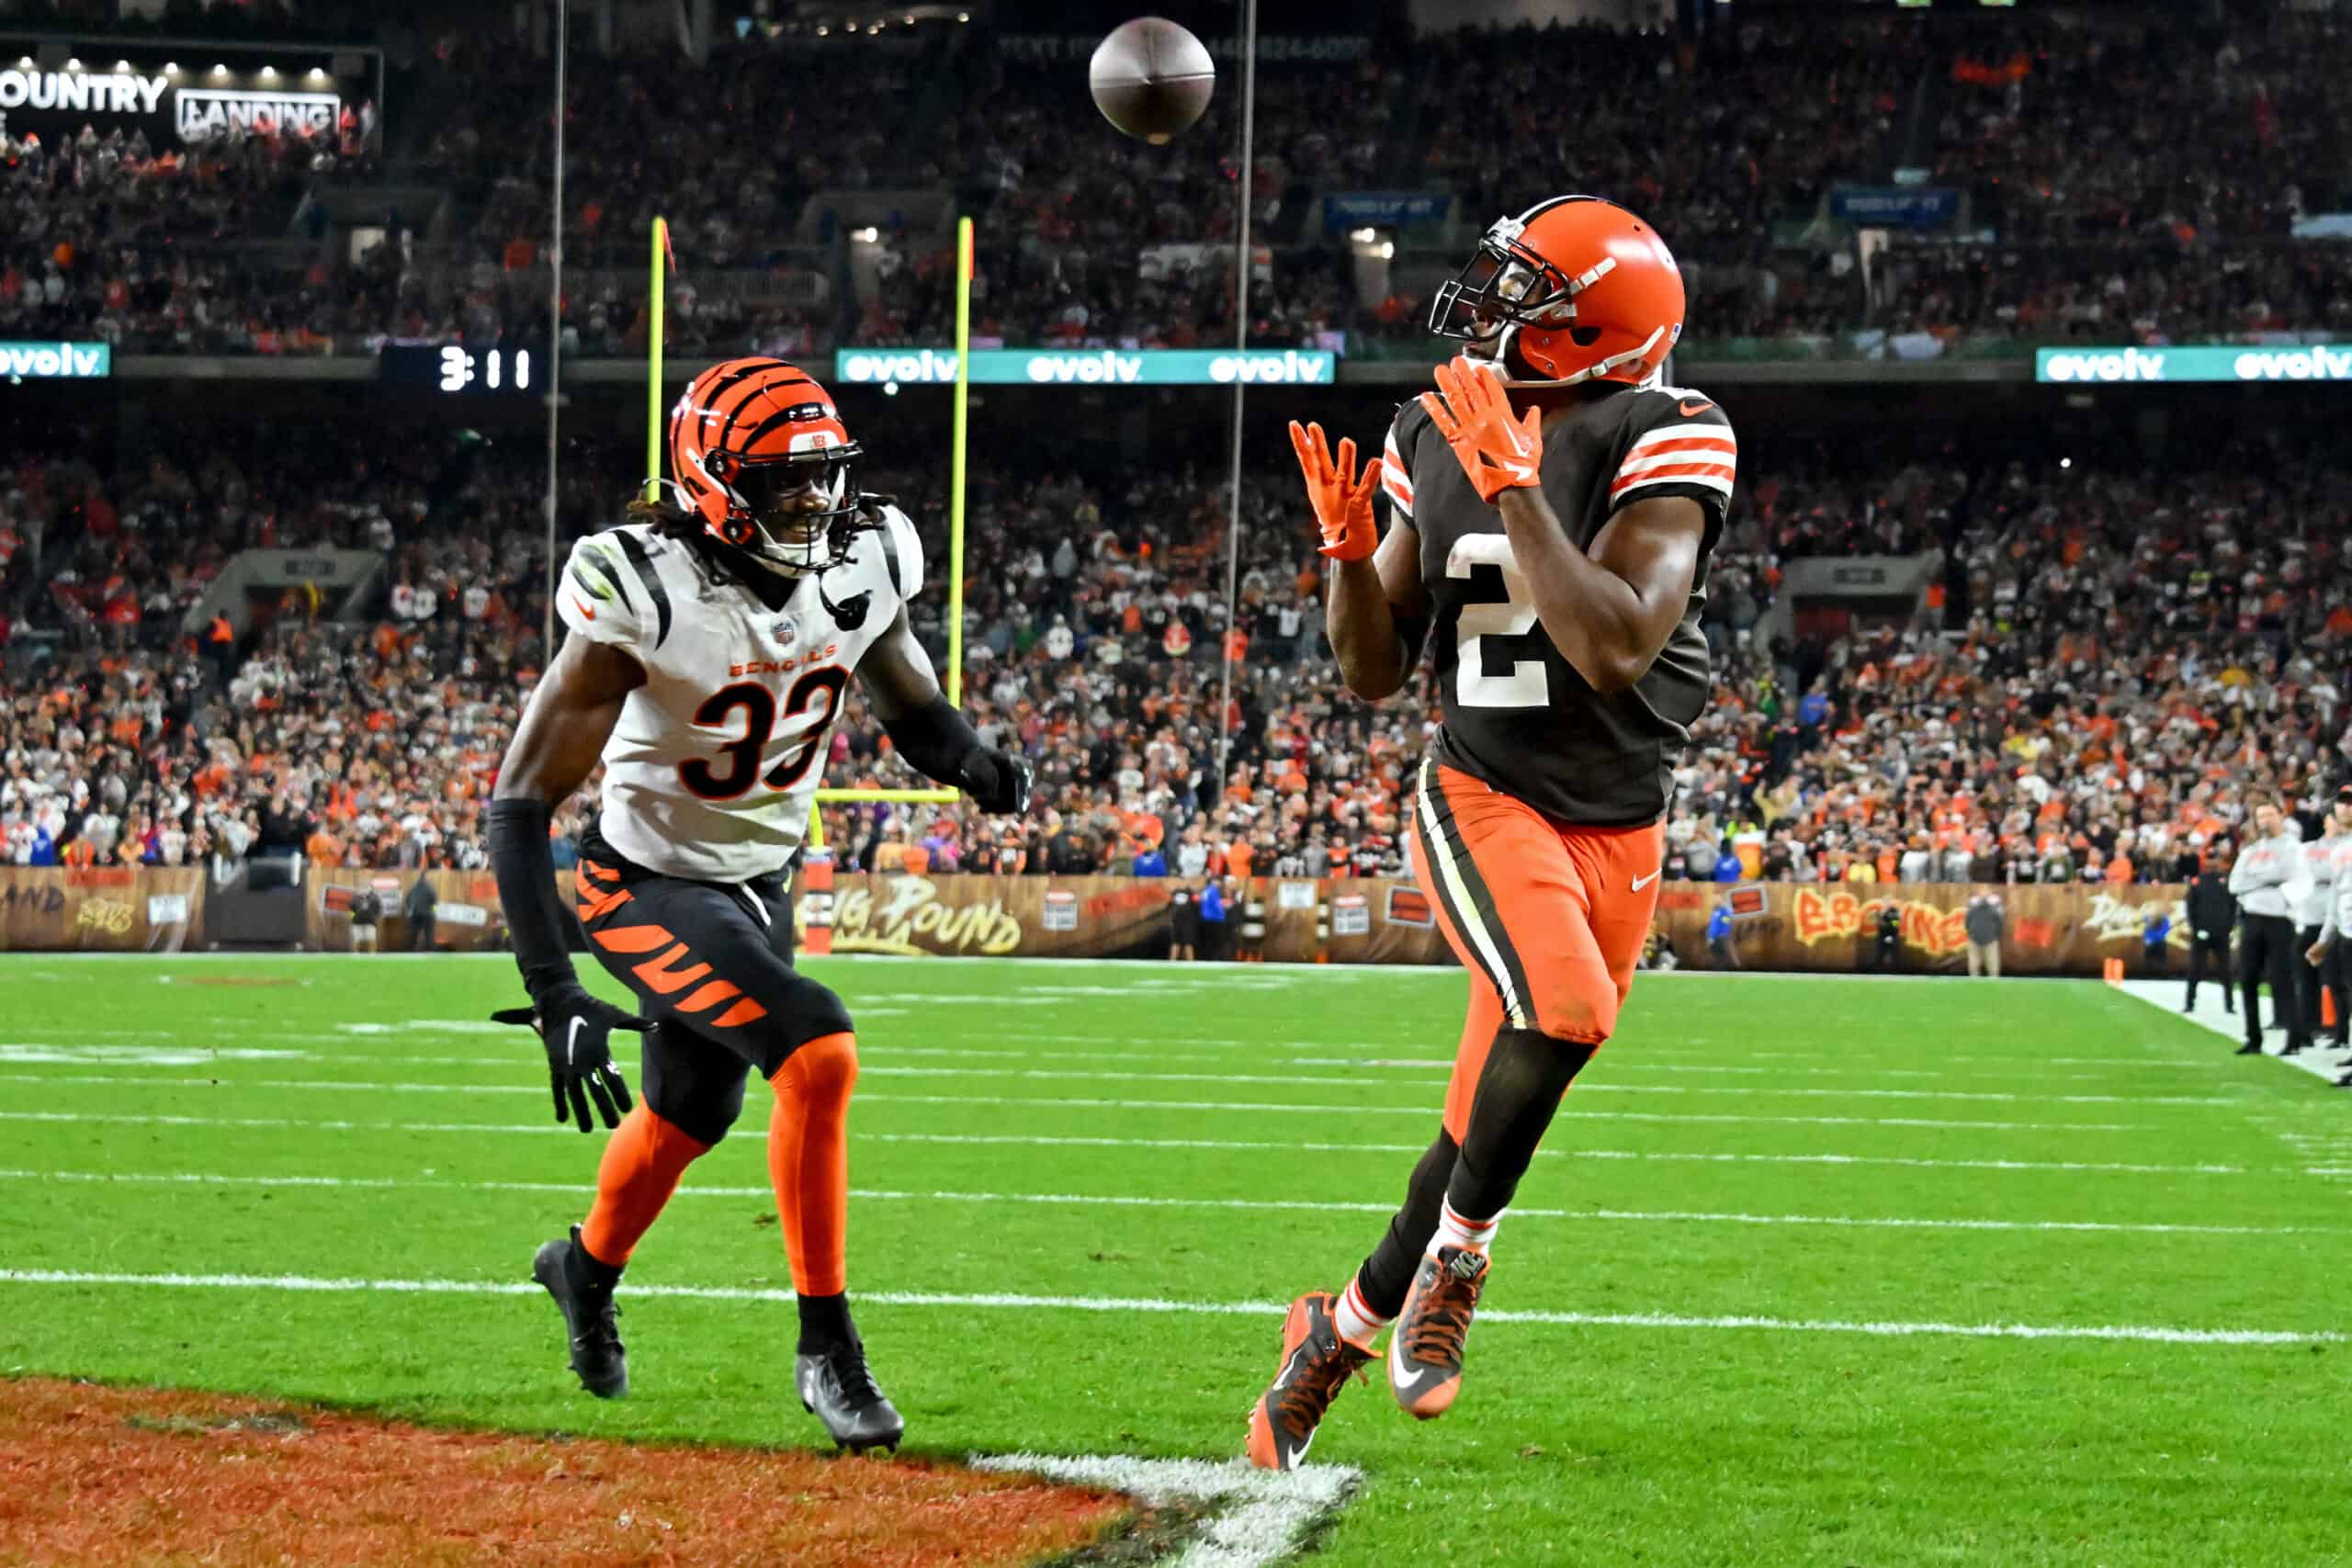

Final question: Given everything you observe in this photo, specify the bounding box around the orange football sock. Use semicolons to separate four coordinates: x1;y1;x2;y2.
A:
579;1105;710;1269
768;1032;858;1297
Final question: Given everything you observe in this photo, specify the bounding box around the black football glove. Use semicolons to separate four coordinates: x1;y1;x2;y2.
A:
491;980;647;1133
958;747;1034;816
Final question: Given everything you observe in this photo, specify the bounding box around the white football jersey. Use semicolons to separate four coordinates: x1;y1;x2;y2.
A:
555;507;922;882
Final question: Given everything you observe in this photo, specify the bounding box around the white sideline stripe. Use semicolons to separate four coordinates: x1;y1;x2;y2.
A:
0;1113;2253;1174
0;1066;2236;1111
0;1082;2154;1133
0;1036;2214;1087
969;1453;1356;1568
0;1268;2332;1347
7;1170;2312;1236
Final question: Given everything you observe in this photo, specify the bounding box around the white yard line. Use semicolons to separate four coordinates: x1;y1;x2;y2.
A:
3;1169;2315;1236
0;1111;2258;1175
968;1453;1357;1568
0;1267;2331;1347
0;1076;2161;1133
0;1064;2237;1110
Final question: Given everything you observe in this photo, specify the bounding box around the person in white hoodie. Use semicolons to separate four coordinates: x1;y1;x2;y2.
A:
2304;787;2352;1081
2294;791;2349;1053
2230;800;2313;1056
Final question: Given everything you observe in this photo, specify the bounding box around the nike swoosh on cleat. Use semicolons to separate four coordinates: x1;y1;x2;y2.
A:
1632;870;1660;891
1389;1335;1435;1392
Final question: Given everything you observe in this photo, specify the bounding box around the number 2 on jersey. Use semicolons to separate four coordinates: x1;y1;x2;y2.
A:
1447;535;1548;709
677;668;849;800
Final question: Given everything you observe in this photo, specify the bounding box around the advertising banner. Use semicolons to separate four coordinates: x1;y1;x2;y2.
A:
0;341;110;379
0;57;365;149
2036;344;2352;385
0;867;203;952
0;868;2205;978
1827;186;1961;226
1322;192;1452;233
1652;881;2191;976
834;347;1336;388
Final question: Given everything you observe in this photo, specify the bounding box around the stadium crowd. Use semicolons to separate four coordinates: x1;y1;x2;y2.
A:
6;413;2348;886
17;9;2345;356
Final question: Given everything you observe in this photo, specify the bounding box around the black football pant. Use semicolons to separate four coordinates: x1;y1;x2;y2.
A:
573;828;852;1145
2184;932;2231;1012
2240;915;2308;1051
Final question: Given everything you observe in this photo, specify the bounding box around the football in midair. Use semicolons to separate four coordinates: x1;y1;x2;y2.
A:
1089;17;1216;145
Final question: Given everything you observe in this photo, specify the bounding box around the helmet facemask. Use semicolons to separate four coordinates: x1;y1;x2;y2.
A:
707;445;866;577
1429;204;1672;388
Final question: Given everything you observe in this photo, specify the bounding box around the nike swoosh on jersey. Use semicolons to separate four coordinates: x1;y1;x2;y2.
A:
1678;399;1713;416
1632;870;1661;891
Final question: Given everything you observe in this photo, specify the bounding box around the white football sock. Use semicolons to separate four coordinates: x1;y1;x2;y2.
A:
1333;1275;1388;1347
1432;1200;1500;1256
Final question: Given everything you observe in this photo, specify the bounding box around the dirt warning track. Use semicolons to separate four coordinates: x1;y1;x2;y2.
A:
0;1378;1127;1566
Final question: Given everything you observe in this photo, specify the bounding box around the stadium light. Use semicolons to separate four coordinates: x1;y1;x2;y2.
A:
64;58;81;70
307;67;327;80
958;11;969;19
1377;242;1396;259
853;226;879;243
211;63;229;76
1350;228;1376;243
162;62;178;73
258;65;277;79
817;25;830;34
114;60;131;71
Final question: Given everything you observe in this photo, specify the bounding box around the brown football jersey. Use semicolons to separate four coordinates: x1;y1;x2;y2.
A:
1382;381;1734;827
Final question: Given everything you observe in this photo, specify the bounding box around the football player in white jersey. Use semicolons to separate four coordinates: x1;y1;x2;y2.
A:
487;358;1029;1452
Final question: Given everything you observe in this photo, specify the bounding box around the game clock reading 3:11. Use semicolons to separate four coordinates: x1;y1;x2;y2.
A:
379;343;535;395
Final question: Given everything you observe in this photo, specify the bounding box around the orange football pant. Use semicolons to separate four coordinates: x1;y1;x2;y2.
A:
1407;761;1665;1142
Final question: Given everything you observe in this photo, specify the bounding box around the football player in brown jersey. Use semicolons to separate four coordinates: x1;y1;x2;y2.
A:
1249;197;1735;1470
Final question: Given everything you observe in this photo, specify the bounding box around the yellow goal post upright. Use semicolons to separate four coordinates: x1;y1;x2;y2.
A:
641;215;973;857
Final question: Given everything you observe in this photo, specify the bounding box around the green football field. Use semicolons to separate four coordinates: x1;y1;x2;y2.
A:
3;954;2348;1567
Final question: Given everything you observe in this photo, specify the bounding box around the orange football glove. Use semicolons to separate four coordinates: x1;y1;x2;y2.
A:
1419;355;1543;504
1288;420;1383;562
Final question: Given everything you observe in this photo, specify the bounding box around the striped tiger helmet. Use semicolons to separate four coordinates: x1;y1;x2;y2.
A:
669;357;872;575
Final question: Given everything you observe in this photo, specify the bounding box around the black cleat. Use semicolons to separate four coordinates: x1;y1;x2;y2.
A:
797;1341;903;1454
2282;1042;2309;1057
531;1227;628;1398
2235;1042;2265;1055
2335;1069;2352;1089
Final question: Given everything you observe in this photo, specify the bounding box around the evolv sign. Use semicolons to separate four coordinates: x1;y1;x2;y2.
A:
0;341;111;379
2036;344;2352;384
0;58;357;148
833;347;1338;387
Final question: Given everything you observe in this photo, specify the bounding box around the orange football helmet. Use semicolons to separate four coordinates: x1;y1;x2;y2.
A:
1429;195;1685;388
668;357;871;574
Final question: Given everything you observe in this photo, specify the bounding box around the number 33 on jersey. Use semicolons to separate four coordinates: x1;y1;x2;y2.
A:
1384;383;1734;828
555;507;924;882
